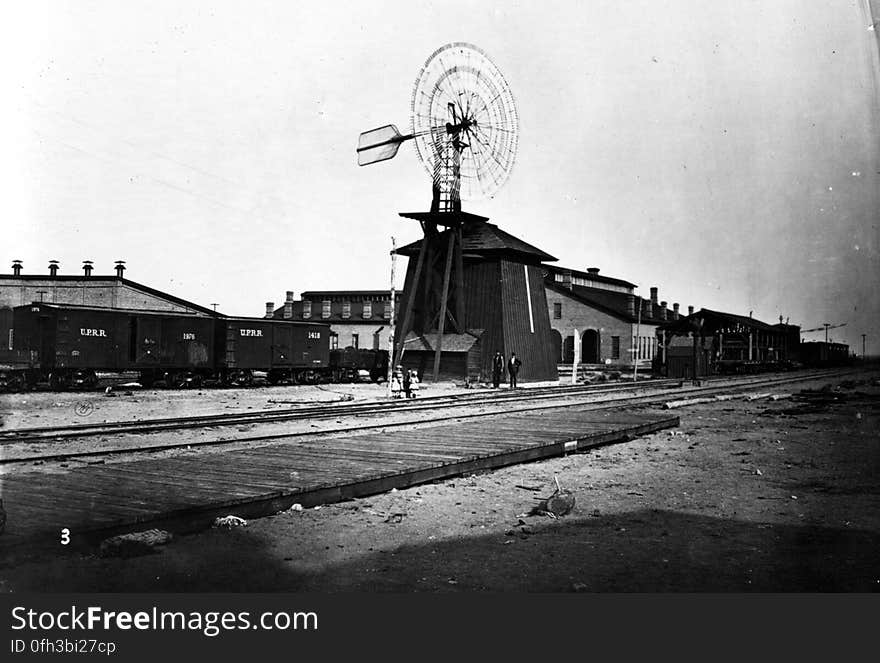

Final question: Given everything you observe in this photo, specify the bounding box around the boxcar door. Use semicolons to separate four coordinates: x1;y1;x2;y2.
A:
135;316;162;366
272;324;293;367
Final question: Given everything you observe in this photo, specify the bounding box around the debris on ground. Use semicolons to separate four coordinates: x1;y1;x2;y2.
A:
212;515;248;528
663;397;715;409
530;475;576;518
98;529;173;558
384;513;406;524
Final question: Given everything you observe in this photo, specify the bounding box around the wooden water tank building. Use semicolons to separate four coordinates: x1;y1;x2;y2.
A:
395;213;558;384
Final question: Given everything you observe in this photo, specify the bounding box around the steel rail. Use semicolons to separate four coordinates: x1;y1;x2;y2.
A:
0;369;844;443
0;368;859;466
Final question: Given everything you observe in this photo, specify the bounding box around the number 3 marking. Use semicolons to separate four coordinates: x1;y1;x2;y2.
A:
61;528;70;545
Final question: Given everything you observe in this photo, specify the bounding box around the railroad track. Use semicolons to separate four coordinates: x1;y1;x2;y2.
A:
0;368;850;444
0;367;862;466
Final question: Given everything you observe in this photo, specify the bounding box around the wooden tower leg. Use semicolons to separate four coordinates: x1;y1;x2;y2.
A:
454;225;465;332
394;235;429;367
432;231;456;382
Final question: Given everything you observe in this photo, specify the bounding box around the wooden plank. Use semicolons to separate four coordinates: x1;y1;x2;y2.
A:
0;411;678;550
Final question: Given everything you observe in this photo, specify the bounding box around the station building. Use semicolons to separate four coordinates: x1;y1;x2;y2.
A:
0;260;217;316
542;264;689;371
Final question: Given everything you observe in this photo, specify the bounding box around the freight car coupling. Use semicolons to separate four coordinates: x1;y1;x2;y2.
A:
0;303;390;392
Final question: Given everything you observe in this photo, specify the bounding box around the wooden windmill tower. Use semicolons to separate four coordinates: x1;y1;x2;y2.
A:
357;43;558;383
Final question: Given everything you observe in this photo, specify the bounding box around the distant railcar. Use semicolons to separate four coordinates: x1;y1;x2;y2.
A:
800;341;850;367
329;347;390;383
218;317;330;385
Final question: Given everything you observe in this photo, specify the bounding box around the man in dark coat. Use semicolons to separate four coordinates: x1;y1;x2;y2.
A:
491;351;505;388
402;367;412;399
508;352;522;388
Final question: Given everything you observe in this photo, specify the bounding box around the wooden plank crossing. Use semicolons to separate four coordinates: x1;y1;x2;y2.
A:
0;408;677;550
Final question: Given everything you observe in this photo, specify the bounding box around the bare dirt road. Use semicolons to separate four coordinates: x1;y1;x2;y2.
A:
2;371;878;592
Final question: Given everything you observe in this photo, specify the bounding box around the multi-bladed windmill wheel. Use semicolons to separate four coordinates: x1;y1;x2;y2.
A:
411;42;519;203
358;42;518;206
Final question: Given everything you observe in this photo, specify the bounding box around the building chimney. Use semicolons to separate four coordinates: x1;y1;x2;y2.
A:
561;270;572;290
284;291;294;319
650;287;658;318
265;302;275;318
627;293;635;317
114;261;126;278
82;260;93;277
660;301;668;321
12;260;22;276
673;302;680;320
48;260;59;276
688;305;694;316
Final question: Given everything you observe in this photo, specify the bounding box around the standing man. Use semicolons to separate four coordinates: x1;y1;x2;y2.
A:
508;352;522;389
491;351;505;388
402;367;412;399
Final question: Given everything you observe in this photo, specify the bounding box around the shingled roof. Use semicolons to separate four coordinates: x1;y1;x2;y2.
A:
545;281;666;325
396;218;557;264
402;330;483;353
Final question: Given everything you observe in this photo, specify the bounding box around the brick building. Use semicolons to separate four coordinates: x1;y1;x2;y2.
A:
268;290;400;352
543;264;688;370
0;260;217;316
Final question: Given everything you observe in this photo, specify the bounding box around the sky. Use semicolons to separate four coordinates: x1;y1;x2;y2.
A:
1;0;878;352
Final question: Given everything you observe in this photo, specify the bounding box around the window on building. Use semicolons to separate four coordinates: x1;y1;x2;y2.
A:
611;336;620;359
302;300;312;319
383;300;392;319
329;333;338;350
553;302;562;319
322;300;331;319
342;301;351;319
362;301;372;319
351;333;359;349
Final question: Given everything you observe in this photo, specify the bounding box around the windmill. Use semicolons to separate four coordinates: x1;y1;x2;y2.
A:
358;43;534;383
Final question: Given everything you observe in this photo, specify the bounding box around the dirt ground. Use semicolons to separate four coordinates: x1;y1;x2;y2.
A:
1;371;879;592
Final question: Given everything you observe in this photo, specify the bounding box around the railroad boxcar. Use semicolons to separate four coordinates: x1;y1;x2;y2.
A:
218;317;331;385
6;303;218;389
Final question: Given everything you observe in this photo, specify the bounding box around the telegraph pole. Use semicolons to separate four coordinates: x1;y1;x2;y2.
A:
633;291;641;382
824;323;830;344
388;236;397;397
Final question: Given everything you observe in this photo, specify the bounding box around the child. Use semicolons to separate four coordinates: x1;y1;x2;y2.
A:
391;366;403;399
409;370;420;398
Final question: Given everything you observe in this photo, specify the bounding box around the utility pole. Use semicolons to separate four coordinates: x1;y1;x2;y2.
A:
863;334;867;359
633;291;641;382
388;236;397;397
824;322;830;344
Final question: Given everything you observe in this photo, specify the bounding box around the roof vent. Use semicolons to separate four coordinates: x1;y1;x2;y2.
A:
83;260;94;277
12;260;22;276
586;267;600;275
114;261;126;278
48;260;59;277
